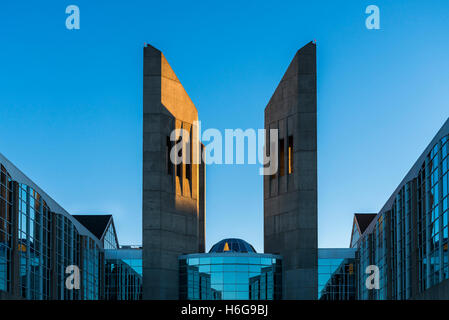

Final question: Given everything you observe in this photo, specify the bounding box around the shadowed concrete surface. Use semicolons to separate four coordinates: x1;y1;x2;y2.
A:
264;41;318;299
143;45;205;300
412;279;449;299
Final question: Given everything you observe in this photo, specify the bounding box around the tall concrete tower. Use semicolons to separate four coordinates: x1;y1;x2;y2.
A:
142;44;206;300
264;41;317;299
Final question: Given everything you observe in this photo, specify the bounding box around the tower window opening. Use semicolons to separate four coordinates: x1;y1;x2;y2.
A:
166;136;173;175
288;136;293;174
186;130;192;182
176;136;182;179
279;138;285;177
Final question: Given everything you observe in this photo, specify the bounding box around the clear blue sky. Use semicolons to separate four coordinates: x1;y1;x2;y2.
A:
0;0;448;252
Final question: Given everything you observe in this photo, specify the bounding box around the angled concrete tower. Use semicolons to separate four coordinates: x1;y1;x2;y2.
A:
264;41;317;299
143;44;206;300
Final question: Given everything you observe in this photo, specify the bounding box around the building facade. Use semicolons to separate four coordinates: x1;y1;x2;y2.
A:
0;152;142;300
142;44;206;300
105;247;143;300
0;153;105;300
352;118;449;300
264;41;318;299
3;41;448;301
179;239;282;300
318;248;357;300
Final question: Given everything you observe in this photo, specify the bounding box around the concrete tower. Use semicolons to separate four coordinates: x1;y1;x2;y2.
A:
264;41;318;299
142;45;206;300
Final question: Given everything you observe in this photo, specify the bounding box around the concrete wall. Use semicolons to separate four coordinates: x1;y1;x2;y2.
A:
143;45;205;300
198;144;206;253
264;41;318;299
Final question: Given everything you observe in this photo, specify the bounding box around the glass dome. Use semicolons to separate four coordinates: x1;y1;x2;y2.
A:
209;238;256;253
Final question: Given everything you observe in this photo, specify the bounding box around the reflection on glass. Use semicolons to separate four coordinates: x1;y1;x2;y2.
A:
105;249;142;300
179;254;282;300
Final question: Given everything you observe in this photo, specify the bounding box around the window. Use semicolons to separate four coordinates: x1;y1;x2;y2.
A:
17;184;52;300
186;129;192;182
176;136;182;179
0;165;12;293
104;223;118;249
179;255;282;300
166;136;173;175
288;136;293;174
279;139;285;177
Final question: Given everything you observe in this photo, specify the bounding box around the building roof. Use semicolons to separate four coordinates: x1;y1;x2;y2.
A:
73;214;113;240
0;152;103;248
209;238;256;253
359;117;449;238
350;213;377;248
354;213;377;234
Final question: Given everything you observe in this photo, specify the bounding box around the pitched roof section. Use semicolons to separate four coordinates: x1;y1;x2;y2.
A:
73;214;113;241
349;213;377;248
354;213;377;234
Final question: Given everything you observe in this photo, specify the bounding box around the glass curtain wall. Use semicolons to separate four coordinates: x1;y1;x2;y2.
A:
179;253;282;300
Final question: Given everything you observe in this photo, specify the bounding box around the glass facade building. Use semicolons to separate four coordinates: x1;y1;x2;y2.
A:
17;183;52;300
0;152;142;300
318;248;357;300
0;164;13;295
179;239;282;300
353;119;449;300
0;153;105;300
105;248;142;300
2;116;448;301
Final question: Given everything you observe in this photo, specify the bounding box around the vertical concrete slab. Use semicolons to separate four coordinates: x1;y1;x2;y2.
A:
264;41;318;299
198;143;206;253
143;45;206;300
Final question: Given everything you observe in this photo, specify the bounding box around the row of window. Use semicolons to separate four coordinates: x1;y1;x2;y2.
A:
271;136;294;178
0;165;13;292
0;164;103;300
105;256;142;300
179;256;282;300
165;129;194;181
318;258;356;300
356;134;449;300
